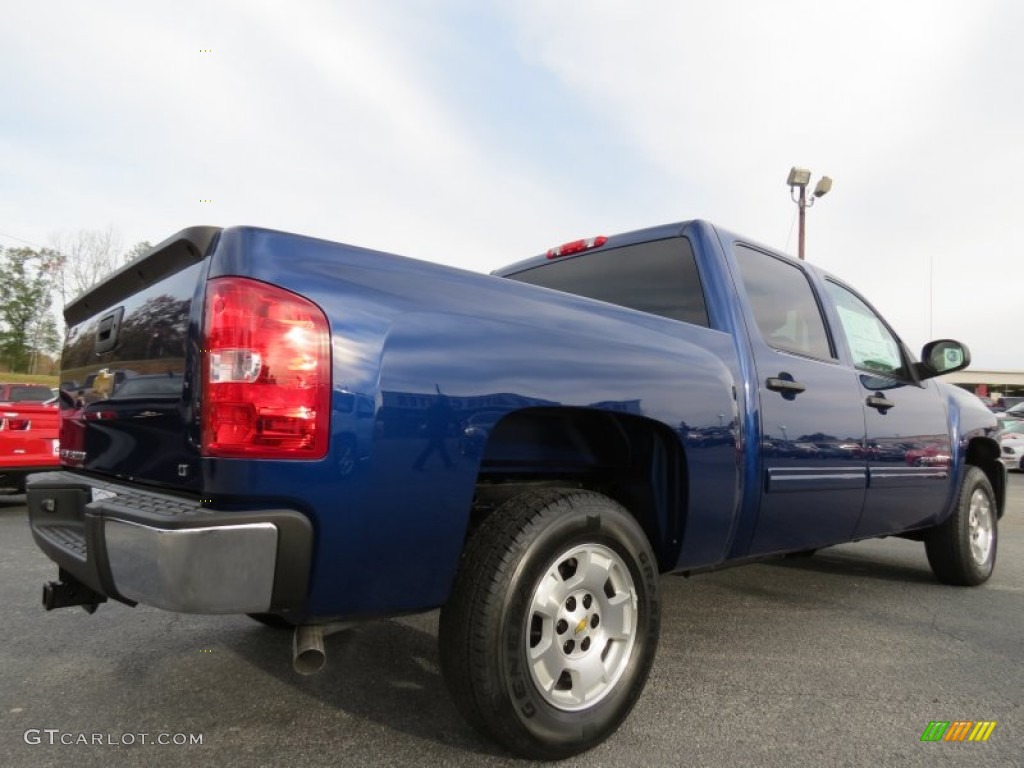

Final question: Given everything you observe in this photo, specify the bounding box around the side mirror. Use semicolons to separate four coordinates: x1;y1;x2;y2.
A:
916;339;971;380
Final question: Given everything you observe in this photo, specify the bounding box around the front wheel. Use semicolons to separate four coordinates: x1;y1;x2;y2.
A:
924;466;997;586
439;489;660;760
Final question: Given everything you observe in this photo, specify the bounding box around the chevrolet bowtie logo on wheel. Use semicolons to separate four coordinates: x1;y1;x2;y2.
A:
920;720;997;742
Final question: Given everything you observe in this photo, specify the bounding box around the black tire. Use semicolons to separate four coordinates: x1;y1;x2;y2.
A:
925;466;997;586
246;613;295;629
438;489;660;760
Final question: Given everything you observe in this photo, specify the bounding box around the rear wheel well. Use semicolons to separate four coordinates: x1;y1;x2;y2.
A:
469;407;685;571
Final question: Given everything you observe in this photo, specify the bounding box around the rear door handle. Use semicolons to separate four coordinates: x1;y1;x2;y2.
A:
766;376;806;399
866;394;895;411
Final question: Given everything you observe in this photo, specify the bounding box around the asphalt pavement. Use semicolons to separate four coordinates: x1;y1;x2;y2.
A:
2;474;1022;767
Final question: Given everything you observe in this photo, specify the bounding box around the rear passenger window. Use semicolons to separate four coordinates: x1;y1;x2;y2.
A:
734;245;834;360
506;238;709;327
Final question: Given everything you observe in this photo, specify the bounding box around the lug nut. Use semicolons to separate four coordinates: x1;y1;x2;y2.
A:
566;596;576;612
583;594;592;609
591;614;600;628
563;639;575;654
581;637;591;652
556;619;568;635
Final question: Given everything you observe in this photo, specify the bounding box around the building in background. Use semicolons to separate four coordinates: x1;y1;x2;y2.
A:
945;370;1024;407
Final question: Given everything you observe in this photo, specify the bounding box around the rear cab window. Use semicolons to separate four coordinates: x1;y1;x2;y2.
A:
504;238;710;327
2;385;52;402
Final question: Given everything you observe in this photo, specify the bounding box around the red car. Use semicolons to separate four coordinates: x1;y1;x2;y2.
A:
0;396;60;491
904;443;953;467
0;383;55;405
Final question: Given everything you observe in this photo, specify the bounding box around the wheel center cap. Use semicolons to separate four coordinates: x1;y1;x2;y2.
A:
574;617;588;636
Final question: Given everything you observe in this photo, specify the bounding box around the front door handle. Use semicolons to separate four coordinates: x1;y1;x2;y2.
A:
866;394;895;412
766;376;806;396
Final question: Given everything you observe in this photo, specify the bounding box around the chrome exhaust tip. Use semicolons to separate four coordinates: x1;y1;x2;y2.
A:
292;624;326;675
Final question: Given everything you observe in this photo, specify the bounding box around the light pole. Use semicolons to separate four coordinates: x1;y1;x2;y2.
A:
787;167;832;260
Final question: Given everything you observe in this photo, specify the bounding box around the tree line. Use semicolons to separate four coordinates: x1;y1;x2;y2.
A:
0;227;151;375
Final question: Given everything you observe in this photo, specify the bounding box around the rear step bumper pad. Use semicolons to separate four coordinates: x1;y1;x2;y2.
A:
26;470;312;614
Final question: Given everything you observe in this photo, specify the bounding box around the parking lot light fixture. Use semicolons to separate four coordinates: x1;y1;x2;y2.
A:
788;167;832;260
787;167;811;188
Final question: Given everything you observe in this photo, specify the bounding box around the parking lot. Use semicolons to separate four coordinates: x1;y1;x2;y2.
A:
2;474;1022;767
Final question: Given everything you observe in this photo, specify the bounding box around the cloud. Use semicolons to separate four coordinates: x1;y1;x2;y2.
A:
500;0;1023;368
0;0;1020;368
1;1;593;270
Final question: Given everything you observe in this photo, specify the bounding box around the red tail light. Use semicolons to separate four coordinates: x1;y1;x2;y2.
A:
202;276;331;459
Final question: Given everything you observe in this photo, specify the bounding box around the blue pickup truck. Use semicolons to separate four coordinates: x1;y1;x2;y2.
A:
27;220;1003;758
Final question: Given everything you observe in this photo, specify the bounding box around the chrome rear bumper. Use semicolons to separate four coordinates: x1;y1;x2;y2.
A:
27;471;312;615
104;519;279;613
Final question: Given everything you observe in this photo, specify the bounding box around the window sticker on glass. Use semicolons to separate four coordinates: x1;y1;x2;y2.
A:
826;281;904;376
836;306;900;372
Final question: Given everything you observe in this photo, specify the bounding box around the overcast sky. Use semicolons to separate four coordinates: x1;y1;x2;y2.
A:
2;0;1020;370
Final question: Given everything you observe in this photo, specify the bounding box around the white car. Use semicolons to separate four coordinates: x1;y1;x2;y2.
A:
995;399;1024;417
999;435;1024;471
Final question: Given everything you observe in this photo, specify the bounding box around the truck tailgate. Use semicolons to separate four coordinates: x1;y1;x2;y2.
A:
59;227;220;490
